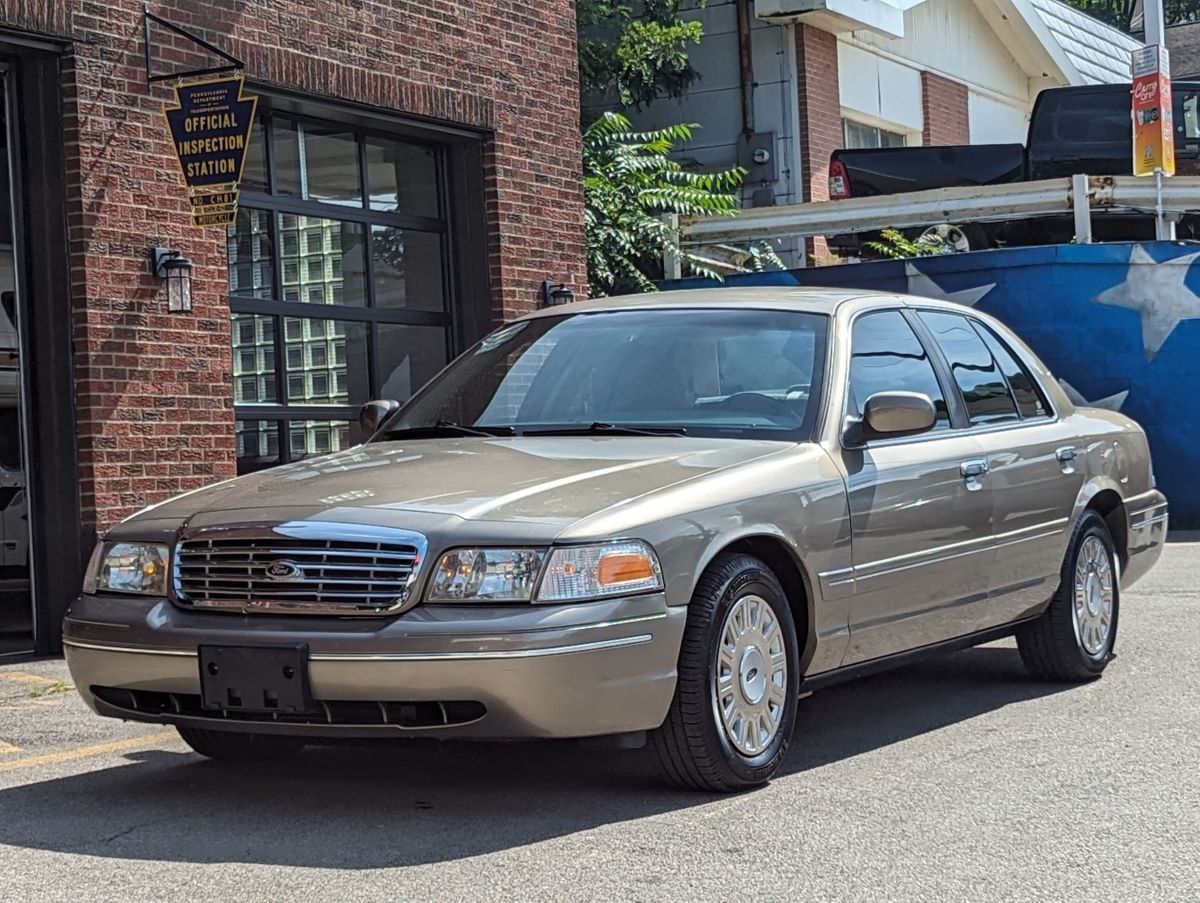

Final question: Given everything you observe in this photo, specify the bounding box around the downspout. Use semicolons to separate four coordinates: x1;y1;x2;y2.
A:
736;0;755;138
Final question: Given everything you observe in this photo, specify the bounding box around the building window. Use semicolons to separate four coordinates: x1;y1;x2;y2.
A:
843;119;907;149
227;110;456;473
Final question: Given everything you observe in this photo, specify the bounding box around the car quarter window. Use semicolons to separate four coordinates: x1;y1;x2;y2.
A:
971;321;1051;419
916;310;1019;426
848;310;951;430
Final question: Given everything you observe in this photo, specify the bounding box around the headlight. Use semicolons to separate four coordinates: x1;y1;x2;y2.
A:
426;548;546;603
83;542;170;596
537;540;663;602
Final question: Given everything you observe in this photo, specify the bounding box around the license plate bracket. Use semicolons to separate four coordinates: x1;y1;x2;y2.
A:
198;644;313;715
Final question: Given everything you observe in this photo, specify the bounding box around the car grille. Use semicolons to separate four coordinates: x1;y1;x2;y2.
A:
174;534;422;614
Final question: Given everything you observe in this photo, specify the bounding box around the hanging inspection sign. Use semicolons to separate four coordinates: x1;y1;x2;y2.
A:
164;75;258;227
1131;44;1174;177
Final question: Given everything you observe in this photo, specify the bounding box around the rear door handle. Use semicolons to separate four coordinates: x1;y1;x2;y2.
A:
1056;445;1078;474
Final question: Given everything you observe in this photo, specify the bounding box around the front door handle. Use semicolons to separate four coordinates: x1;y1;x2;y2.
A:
960;458;989;491
960;459;989;478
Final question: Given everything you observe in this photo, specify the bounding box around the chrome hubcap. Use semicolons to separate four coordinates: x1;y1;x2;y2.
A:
1073;535;1115;659
714;594;788;756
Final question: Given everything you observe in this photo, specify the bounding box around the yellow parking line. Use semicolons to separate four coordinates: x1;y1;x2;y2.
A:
0;740;21;755
0;732;180;774
0;671;58;687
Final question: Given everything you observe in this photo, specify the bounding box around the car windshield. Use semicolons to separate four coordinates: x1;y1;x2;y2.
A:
381;307;828;441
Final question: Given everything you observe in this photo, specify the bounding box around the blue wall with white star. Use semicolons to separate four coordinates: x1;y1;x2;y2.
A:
664;241;1200;526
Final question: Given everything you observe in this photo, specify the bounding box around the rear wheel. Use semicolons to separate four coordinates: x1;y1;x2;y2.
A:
1017;511;1119;682
650;554;800;792
177;726;305;763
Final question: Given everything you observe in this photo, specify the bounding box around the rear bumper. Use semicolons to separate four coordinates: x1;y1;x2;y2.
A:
63;592;686;740
1123;489;1169;588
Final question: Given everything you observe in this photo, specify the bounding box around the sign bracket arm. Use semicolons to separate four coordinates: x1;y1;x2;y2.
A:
143;3;245;86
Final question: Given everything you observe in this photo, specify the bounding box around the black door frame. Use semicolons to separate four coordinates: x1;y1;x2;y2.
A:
2;41;82;656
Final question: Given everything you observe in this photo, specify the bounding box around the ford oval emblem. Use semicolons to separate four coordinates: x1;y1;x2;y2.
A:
265;560;303;582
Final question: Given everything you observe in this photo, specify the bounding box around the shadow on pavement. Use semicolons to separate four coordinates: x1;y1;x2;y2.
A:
0;644;1071;868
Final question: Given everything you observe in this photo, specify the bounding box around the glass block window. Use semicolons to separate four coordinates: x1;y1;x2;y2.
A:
228;112;452;473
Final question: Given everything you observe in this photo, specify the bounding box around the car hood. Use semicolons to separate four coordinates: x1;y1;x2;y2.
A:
131;436;797;530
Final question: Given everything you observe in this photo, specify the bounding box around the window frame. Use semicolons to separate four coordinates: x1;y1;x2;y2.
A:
968;320;1054;422
841;118;910;150
907;309;1060;434
911;308;1021;428
230;103;472;469
840;305;1061;450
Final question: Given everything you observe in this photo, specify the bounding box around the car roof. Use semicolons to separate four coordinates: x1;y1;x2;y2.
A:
519;286;901;320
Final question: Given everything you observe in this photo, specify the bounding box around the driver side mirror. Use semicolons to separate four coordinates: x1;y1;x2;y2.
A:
358;399;400;438
845;391;937;446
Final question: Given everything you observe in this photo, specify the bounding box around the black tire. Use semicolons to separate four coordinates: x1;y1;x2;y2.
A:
1017;510;1119;682
650;553;801;792
177;726;305;763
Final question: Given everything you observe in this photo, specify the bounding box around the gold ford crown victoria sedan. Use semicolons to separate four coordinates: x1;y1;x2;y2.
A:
64;288;1168;791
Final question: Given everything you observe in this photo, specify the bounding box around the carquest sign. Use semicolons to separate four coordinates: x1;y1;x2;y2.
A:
164;75;258;227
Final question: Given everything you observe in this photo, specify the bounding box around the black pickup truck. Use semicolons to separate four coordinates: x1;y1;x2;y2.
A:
827;82;1200;254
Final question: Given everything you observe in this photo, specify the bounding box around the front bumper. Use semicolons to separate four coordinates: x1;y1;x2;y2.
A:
63;592;686;740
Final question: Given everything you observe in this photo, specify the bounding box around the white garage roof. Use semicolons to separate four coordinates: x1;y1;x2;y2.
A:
1024;0;1144;83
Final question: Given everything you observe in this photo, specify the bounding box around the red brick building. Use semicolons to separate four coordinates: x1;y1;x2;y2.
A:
0;1;586;654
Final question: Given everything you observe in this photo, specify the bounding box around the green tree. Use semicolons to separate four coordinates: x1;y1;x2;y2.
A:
1062;1;1200;31
583;112;746;296
578;0;705;114
576;4;778;295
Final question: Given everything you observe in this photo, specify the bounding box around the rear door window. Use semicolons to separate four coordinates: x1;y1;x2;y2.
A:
917;311;1019;426
971;322;1051;419
848;310;951;430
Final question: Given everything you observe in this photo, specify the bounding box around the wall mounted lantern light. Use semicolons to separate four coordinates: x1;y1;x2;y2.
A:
539;280;575;308
151;247;194;313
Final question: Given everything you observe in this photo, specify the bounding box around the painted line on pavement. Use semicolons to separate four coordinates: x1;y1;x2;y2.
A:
0;732;181;774
0;739;22;755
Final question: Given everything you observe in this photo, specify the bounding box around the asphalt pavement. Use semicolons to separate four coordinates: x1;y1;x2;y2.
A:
1;539;1198;902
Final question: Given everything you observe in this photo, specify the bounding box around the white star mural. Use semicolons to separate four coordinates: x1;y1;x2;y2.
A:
1094;245;1200;361
1058;379;1128;413
904;262;995;308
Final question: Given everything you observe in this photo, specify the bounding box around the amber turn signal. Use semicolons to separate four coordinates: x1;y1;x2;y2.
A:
597;552;655;586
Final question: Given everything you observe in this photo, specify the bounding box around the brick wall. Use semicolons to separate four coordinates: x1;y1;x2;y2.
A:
794;25;841;262
921;71;970;146
0;1;585;531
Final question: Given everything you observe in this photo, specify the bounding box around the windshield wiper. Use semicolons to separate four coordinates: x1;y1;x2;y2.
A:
385;421;515;439
524;422;688;438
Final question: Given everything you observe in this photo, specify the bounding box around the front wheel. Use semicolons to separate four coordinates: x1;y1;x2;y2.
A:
177;726;305;763
650;554;800;792
1017;511;1119;682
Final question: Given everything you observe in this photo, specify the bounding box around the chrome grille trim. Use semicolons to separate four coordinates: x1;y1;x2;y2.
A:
172;522;427;615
